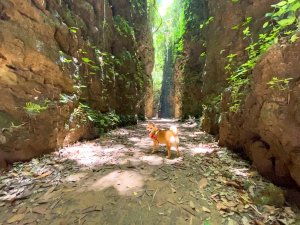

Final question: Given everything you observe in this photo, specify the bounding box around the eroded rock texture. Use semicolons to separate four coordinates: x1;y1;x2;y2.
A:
177;0;300;187
0;0;154;166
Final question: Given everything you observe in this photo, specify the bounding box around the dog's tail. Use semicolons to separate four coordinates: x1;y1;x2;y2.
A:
170;126;178;136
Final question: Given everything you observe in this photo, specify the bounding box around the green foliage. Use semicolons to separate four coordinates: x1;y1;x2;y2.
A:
59;94;76;104
24;100;49;115
114;15;135;38
226;0;299;112
59;51;72;64
290;34;299;42
267;77;292;91
81;57;94;64
130;0;146;15
152;0;186;100
70;103;137;134
204;219;210;225
69;26;78;34
200;52;206;57
200;16;214;29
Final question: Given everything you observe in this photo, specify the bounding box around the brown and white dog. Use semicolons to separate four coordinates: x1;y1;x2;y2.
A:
146;122;180;159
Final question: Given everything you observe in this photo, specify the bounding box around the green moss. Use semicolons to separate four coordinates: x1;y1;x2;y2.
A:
0;111;16;128
114;15;135;38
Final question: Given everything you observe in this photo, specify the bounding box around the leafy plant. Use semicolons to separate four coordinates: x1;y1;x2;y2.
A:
69;102;138;134
267;77;292;91
225;0;299;112
114;15;135;38
200;16;214;29
59;51;72;64
69;26;79;34
81;57;94;64
59;94;76;104
130;0;146;15
24;100;49;115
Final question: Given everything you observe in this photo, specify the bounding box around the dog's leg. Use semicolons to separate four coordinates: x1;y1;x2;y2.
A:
176;144;180;157
151;141;158;154
166;144;171;159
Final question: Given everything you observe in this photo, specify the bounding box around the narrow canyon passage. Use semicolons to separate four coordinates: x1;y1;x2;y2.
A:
0;120;299;225
1;0;300;224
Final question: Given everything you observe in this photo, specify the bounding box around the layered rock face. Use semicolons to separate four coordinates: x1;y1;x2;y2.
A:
219;39;300;187
177;0;300;187
0;0;154;166
178;0;208;119
159;47;175;118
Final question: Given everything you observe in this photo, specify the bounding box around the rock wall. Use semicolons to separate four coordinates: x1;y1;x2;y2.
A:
159;47;175;118
0;0;154;167
177;0;300;187
179;0;208;119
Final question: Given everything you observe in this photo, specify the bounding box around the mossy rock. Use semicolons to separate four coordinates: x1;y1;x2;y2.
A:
118;115;137;127
0;111;17;129
252;184;285;207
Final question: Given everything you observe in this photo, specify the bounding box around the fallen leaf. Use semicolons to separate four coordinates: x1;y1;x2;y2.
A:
198;178;208;191
202;207;211;213
211;194;219;202
20;218;37;225
36;171;53;179
226;181;242;189
32;206;48;214
224;201;237;208
254;220;265;225
262;205;276;215
39;186;56;203
249;185;255;197
189;201;195;210
216;202;227;211
7;214;25;224
241;216;250;225
227;218;238;225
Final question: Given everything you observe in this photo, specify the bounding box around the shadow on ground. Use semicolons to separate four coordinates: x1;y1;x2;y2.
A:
0;120;299;225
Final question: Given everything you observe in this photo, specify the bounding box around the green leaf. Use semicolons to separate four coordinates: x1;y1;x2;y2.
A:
263;22;269;28
232;25;239;30
289;1;300;11
274;1;288;7
277;16;296;27
265;12;273;17
81;57;93;64
290;34;299;43
69;27;78;34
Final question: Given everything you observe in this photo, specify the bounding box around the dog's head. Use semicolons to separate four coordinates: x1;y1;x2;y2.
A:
146;122;158;132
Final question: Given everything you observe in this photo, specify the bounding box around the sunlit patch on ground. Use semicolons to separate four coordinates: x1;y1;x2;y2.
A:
190;144;218;155
64;172;88;182
89;170;144;196
59;119;220;169
139;155;164;166
1;119;299;225
230;168;250;177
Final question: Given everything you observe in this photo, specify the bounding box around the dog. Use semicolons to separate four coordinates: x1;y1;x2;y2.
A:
146;122;180;159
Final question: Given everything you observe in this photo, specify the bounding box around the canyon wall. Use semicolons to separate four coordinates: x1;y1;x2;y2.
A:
177;0;300;187
0;0;154;167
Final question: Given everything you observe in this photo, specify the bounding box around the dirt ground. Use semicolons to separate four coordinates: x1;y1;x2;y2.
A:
0;119;299;225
